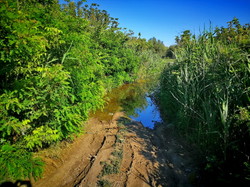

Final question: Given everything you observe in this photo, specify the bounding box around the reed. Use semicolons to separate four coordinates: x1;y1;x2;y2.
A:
158;20;250;184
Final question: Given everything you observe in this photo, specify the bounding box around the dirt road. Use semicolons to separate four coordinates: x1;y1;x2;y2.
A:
32;112;198;187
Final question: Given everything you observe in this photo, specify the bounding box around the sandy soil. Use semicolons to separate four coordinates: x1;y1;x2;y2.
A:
32;112;199;187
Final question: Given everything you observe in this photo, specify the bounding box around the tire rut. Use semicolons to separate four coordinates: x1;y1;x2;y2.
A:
123;143;134;187
76;135;117;187
73;136;107;186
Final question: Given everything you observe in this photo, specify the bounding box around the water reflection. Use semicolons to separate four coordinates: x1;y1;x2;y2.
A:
91;81;161;129
129;96;161;129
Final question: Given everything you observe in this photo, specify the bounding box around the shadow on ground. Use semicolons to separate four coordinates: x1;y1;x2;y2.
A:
0;180;32;187
117;117;200;187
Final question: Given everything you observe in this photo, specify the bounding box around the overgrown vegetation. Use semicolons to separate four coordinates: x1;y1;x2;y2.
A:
0;0;166;182
97;121;125;186
157;18;250;185
97;179;111;187
99;133;124;177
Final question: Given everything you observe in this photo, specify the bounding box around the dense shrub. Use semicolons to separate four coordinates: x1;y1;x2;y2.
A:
0;0;166;182
157;18;250;185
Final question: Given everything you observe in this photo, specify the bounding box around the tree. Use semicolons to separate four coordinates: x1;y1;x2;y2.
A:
148;37;167;56
165;45;176;59
175;30;192;45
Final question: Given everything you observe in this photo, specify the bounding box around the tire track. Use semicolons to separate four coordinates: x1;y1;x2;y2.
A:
75;135;117;187
124;143;134;187
74;136;107;187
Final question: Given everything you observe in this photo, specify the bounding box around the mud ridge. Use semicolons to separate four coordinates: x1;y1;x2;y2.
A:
124;143;134;187
32;113;198;187
73;136;107;186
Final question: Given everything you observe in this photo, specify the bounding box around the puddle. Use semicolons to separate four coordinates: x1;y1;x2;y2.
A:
91;81;161;129
129;96;161;129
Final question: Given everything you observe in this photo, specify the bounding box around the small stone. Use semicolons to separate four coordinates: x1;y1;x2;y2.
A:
168;163;174;168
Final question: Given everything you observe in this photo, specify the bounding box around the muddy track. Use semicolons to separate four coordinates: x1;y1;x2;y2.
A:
73;136;107;186
32;113;198;187
77;135;117;187
125;127;157;187
123;143;134;187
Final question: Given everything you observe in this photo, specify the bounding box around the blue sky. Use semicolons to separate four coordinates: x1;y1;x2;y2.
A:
71;0;250;46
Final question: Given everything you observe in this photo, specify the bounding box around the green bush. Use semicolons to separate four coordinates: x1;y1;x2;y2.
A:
158;19;250;184
0;144;44;181
0;0;166;181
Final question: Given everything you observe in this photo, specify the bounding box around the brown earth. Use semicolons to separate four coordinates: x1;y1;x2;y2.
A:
31;112;199;187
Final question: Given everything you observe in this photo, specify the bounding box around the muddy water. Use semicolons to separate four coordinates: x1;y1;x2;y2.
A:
91;80;161;129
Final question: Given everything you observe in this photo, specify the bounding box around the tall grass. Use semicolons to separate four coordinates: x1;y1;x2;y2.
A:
137;50;167;80
158;25;250;184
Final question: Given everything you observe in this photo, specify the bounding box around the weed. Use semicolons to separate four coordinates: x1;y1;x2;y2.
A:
97;179;112;187
100;162;119;177
111;149;123;160
157;19;250;184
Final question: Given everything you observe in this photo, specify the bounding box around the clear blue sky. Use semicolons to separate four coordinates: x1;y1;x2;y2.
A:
72;0;250;46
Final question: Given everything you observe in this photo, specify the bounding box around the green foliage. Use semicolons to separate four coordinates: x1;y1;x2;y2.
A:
136;50;167;80
0;144;44;181
165;45;177;59
24;126;60;150
97;179;111;187
125;36;168;80
158;18;250;184
148;37;167;56
99;131;124;178
99;161;119;176
99;148;123;177
175;30;192;45
0;0;165;182
111;149;123;159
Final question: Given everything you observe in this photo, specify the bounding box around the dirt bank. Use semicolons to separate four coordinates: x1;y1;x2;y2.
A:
32;112;199;187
